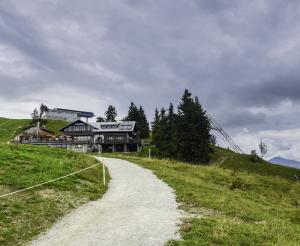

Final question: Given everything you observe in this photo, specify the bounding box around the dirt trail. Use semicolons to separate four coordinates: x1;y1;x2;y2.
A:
30;157;181;246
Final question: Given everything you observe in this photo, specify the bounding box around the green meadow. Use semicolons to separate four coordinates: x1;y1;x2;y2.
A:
103;148;300;245
0;144;108;246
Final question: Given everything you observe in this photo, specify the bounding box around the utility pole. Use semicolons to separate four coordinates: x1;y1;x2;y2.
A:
37;121;40;142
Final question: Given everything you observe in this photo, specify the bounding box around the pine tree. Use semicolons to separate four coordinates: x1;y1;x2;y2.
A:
31;108;39;124
139;106;150;138
174;89;211;163
174;89;195;162
96;116;105;122
124;102;140;133
157;108;168;156
164;103;176;158
151;108;160;147
39;104;49;124
193;96;211;163
39;104;49;119
124;102;140;122
105;105;117;122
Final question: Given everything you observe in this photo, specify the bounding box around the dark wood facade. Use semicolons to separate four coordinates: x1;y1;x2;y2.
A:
60;120;141;152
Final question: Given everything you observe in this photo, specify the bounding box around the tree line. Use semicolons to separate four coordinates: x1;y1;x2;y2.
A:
97;103;150;139
30;89;213;163
151;89;214;163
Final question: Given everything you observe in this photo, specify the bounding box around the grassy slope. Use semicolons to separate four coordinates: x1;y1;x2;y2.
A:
0;118;68;143
0;144;109;246
104;148;300;245
0;118;30;143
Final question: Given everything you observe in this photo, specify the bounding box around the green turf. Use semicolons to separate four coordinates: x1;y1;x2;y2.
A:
102;149;300;245
0;144;109;246
0;117;68;143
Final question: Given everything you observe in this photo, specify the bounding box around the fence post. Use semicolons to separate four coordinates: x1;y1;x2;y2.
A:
103;162;106;186
149;148;151;159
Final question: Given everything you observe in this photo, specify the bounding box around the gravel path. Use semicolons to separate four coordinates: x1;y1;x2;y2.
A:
30;157;181;246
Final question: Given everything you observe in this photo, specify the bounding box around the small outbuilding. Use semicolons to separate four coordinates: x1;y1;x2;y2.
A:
14;126;56;143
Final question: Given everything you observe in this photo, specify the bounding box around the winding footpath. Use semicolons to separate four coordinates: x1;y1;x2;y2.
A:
30;157;181;246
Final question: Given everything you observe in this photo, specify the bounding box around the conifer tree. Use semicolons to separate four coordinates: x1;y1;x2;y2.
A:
151;89;212;162
124;102;150;139
96;116;105;122
157;108;168;156
174;89;211;163
164;103;176;157
139;106;150;138
105;105;117;122
174;89;195;162
31;108;39;124
151;108;160;147
124;102;140;122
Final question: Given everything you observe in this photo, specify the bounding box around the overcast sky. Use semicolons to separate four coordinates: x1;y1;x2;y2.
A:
1;0;300;160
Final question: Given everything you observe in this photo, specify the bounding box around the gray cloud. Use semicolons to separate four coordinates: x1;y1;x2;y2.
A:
1;0;300;157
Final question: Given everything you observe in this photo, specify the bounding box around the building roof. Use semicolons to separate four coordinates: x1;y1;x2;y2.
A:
59;120;98;131
59;120;136;133
94;121;136;132
23;125;55;134
50;108;94;118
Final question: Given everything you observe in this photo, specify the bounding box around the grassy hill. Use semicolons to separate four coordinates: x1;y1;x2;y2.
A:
0;117;68;143
0;144;109;246
103;147;300;245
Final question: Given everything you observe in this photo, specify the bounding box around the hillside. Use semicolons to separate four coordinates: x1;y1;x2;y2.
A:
0;117;68;143
104;147;300;245
0;144;108;246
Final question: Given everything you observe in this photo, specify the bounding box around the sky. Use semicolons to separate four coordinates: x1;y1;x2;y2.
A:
1;0;300;160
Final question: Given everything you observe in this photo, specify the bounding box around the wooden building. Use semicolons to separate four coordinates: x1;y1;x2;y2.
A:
60;120;141;152
14;126;56;143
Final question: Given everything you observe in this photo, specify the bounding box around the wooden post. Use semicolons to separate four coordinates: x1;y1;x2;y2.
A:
149;148;151;159
103;162;106;186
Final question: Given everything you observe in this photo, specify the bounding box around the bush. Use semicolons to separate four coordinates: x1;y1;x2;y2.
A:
249;150;260;162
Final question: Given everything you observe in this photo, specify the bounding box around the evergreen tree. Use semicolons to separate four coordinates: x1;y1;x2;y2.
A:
193;96;211;162
96;116;105;122
39;104;49;120
124;102;140;122
151;108;160;147
174;89;211;163
164;103;176;158
105;105;117;122
31;108;39;124
139;106;150;138
156;108;168;156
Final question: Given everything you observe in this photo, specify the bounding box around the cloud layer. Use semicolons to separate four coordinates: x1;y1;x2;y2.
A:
1;0;300;159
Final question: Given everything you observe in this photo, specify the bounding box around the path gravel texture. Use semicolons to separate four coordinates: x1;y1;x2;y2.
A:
30;157;181;246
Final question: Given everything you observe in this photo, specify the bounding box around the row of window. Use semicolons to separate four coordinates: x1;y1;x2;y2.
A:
101;125;119;129
65;125;92;132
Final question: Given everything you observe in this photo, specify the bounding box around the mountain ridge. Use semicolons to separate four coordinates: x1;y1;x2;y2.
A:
269;156;300;169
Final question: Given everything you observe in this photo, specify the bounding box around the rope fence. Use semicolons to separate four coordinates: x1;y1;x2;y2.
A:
0;161;105;199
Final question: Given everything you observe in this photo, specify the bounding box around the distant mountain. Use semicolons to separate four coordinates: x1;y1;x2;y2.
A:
269;156;300;169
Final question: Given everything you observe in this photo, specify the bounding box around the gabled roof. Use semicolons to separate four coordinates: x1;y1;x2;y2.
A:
94;121;136;132
59;120;136;132
23;125;55;134
59;120;98;131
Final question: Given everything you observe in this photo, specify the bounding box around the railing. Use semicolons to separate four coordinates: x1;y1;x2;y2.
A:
19;139;141;145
